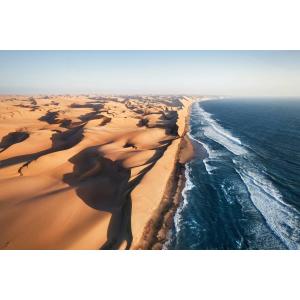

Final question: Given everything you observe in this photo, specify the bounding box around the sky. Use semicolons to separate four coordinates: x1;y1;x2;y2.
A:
0;50;300;96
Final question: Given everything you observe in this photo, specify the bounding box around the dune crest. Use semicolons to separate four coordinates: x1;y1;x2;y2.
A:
0;95;194;249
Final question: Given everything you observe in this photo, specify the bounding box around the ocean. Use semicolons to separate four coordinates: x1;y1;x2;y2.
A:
166;98;300;250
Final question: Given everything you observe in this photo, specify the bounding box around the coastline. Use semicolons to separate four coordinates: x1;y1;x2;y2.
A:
136;102;195;249
0;95;196;249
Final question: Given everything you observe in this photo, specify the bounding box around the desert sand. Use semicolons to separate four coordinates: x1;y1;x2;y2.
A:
0;94;194;249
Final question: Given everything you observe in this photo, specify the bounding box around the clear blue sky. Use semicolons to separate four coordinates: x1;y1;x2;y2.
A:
0;51;300;96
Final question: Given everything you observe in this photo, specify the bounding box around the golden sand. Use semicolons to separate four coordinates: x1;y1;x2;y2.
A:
0;95;194;249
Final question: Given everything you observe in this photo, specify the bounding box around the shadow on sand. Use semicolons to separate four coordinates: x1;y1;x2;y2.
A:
62;140;172;250
0;124;85;173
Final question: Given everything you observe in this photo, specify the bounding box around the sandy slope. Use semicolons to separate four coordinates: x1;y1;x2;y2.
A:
0;95;194;249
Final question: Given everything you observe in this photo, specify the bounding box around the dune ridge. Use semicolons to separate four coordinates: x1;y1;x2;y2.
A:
0;95;194;249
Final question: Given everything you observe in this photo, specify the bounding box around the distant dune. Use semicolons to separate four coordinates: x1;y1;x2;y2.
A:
0;95;195;249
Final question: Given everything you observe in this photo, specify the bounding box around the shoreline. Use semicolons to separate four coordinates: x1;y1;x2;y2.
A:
137;103;195;249
0;95;196;249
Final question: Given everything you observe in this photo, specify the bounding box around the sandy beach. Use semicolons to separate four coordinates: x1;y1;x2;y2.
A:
0;95;194;249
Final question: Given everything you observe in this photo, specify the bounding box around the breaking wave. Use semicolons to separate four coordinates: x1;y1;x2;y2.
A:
173;163;194;235
167;99;300;249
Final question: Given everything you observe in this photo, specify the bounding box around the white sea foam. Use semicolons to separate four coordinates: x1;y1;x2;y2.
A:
234;160;300;249
173;163;194;235
203;158;217;175
170;102;300;249
194;104;247;156
196;102;300;249
199;139;210;153
189;131;224;160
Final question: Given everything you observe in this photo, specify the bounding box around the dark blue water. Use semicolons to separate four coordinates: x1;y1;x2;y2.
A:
166;98;300;250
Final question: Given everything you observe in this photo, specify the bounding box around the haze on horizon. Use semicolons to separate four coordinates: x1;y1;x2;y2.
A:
0;50;300;97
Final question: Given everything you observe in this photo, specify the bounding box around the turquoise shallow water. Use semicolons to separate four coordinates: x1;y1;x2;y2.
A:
166;98;300;250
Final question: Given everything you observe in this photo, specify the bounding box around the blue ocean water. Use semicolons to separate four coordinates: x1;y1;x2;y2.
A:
166;98;300;250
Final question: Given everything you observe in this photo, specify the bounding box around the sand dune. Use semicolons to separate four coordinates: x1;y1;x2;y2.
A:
0;95;194;249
